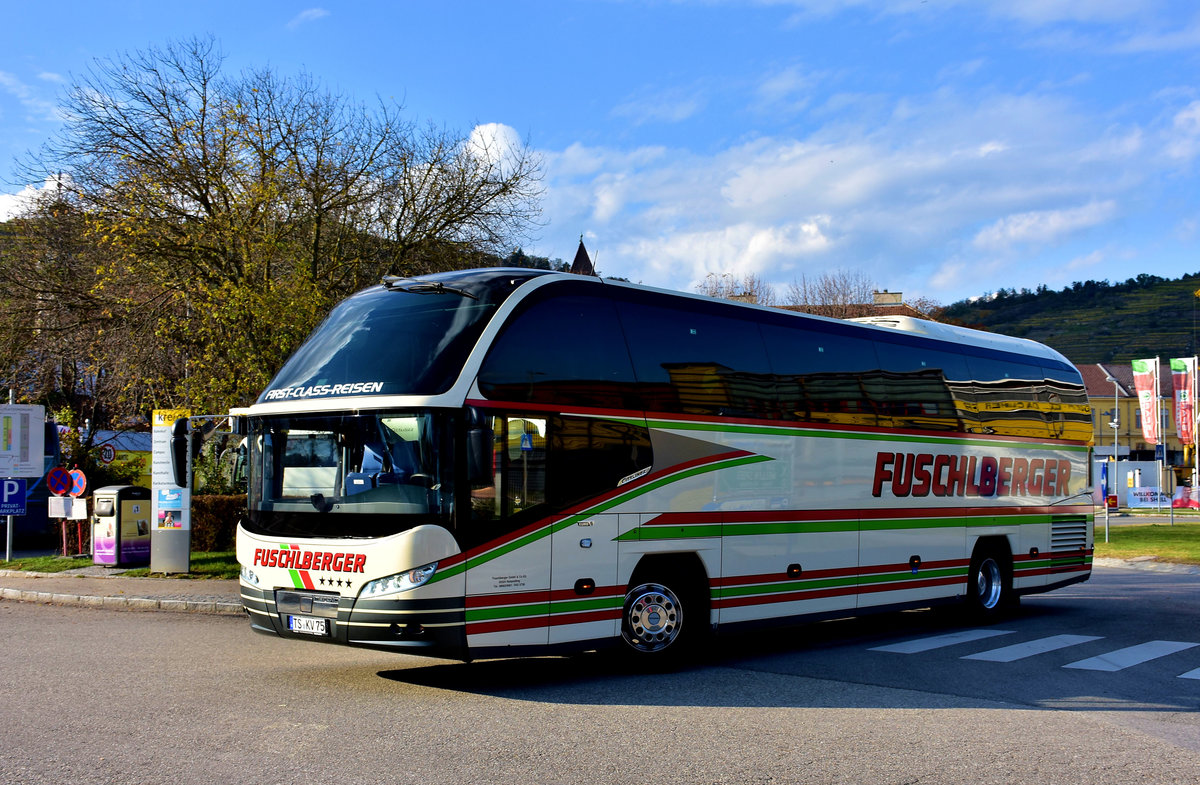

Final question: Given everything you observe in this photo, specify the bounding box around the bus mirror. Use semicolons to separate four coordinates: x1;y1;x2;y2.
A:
170;418;190;488
466;416;494;486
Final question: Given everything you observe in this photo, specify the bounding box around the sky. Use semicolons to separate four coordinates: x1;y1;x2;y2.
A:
2;1;1200;307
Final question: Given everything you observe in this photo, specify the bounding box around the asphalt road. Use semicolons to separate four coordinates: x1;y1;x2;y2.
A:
1;565;1197;785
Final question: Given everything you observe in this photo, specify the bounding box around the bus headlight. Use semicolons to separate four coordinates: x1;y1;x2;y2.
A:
361;562;438;597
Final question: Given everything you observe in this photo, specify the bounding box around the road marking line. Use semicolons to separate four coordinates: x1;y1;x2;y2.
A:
1063;640;1200;672
962;634;1102;662
869;629;1015;654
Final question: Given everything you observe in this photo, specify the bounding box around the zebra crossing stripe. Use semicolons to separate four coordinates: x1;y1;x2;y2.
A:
961;634;1102;662
869;629;1014;654
1063;640;1200;672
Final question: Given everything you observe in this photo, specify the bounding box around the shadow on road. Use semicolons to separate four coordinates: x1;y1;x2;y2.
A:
376;596;1200;714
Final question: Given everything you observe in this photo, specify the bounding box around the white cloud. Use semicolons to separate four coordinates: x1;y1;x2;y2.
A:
1165;100;1200;161
0;176;70;221
988;0;1149;25
622;219;833;290
1064;248;1106;272
972;201;1118;251
467;122;527;177
612;87;704;125
286;8;329;30
0;70;58;122
1111;18;1200;53
754;64;824;114
534;50;1192;304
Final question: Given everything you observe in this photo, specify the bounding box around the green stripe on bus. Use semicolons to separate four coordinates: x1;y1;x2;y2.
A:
464;596;622;623
549;597;624;615
627;514;1064;541
715;567;966;599
430;454;773;584
466;602;551;622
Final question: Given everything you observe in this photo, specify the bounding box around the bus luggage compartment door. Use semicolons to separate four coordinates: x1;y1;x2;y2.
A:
549;513;621;645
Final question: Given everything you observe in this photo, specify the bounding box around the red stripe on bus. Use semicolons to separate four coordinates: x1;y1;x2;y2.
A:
467;590;550;609
459;450;754;563
717;558;968;589
466;608;623;636
466;616;549;635
647;506;1093;527
714;575;966;609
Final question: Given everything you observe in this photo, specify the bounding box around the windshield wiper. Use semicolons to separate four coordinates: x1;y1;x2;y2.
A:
381;277;478;299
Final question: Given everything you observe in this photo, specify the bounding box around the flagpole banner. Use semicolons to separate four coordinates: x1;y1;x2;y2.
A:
1132;358;1159;444
1173;486;1200;509
1171;357;1195;445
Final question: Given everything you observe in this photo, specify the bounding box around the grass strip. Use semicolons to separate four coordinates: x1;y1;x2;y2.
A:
0;551;240;579
1094;522;1200;566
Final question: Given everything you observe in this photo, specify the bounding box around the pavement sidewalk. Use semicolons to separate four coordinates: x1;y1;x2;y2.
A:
0;567;242;615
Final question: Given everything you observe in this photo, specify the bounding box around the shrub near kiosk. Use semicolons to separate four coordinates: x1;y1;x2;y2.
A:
201;269;1092;664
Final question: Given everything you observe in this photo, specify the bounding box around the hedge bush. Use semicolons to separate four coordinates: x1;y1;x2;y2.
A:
191;494;247;552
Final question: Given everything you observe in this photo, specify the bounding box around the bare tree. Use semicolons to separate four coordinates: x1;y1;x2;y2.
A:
904;294;943;318
695;272;777;306
784;269;877;318
10;35;545;414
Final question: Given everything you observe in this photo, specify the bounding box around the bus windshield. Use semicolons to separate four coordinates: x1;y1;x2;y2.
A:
257;269;545;404
243;410;452;539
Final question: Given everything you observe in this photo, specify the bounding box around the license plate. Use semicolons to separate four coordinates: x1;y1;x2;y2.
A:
288;615;329;636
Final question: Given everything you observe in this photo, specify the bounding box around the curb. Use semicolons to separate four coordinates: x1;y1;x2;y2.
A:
0;569;244;616
0;585;244;615
1092;556;1200;575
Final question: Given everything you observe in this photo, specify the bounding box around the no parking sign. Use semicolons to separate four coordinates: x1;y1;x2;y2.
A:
69;469;87;497
46;467;72;496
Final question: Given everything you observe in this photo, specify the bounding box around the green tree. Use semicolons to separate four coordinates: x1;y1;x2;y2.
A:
13;35;544;415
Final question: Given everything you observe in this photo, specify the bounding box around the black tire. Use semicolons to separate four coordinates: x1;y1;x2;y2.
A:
966;546;1014;620
619;569;709;665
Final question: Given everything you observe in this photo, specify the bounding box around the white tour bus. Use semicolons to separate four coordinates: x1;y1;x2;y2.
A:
230;268;1093;662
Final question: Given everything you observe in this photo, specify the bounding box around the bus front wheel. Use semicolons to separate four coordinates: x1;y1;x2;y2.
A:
621;582;684;654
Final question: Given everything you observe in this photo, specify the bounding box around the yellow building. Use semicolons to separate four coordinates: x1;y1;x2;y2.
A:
1078;362;1189;469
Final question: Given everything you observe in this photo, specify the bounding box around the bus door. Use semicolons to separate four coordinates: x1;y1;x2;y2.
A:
549;513;622;645
464;413;551;649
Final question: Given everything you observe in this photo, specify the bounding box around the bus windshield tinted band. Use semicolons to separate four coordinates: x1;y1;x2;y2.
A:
258;270;544;403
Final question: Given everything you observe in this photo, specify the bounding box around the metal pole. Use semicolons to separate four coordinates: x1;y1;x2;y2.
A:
1157;356;1163;515
5;388;12;563
1193;355;1199;493
1105;373;1119;541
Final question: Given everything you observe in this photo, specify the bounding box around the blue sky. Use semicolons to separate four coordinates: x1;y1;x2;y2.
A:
2;1;1199;306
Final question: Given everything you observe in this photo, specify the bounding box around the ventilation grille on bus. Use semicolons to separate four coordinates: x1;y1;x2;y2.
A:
1050;515;1089;551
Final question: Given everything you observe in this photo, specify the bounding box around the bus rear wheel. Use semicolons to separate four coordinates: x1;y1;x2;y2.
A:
966;546;1014;619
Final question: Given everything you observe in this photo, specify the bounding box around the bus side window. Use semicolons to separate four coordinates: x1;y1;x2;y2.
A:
616;297;774;418
966;356;1048;438
477;291;639;410
872;340;975;432
760;323;880;425
469;415;547;523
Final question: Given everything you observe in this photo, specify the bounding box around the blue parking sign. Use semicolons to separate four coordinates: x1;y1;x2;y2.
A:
0;479;27;516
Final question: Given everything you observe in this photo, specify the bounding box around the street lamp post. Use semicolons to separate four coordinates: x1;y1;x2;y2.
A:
1104;374;1120;543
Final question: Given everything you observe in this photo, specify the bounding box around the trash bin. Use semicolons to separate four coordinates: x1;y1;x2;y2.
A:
92;485;152;567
